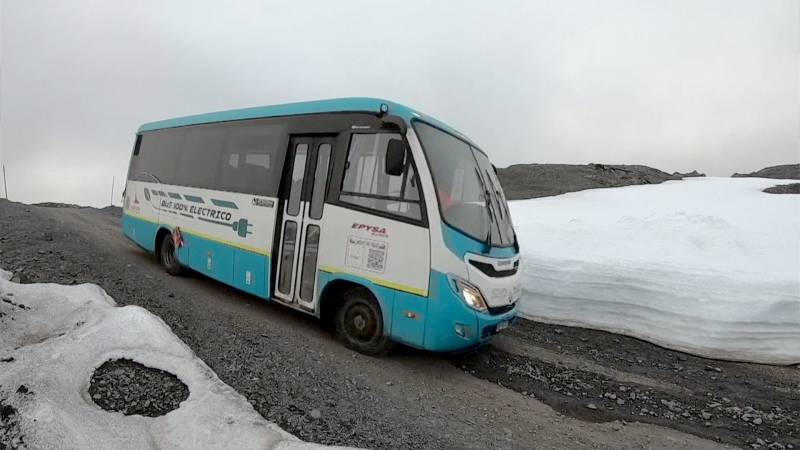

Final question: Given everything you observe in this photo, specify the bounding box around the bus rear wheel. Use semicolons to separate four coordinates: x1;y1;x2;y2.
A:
159;232;183;276
335;287;393;356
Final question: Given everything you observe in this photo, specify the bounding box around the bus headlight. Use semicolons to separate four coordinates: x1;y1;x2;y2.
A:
450;276;488;312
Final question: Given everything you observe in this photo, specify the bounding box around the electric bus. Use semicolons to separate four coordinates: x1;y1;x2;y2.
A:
123;98;520;355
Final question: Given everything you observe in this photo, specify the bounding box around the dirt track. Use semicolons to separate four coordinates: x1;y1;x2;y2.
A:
1;199;798;449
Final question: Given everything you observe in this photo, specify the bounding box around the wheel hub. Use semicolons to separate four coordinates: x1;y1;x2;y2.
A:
353;314;366;330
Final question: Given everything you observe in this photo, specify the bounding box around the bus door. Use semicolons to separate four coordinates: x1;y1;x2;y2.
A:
274;136;335;311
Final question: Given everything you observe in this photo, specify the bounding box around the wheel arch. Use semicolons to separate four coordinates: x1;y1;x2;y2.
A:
154;226;172;258
318;277;391;334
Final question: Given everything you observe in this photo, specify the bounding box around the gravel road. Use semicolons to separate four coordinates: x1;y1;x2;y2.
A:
2;199;797;449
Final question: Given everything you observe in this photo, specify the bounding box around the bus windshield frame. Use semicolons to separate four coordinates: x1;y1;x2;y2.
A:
412;120;515;248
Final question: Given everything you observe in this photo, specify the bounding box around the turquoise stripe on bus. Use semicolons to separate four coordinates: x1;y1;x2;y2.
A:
211;199;238;209
123;212;270;299
122;213;159;252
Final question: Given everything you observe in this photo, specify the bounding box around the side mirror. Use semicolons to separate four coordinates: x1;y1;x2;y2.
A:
385;139;406;176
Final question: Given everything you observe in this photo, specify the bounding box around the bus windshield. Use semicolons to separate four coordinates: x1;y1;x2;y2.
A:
414;121;515;247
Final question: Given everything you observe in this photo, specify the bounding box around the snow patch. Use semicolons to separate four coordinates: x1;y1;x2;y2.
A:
0;274;352;449
511;177;800;365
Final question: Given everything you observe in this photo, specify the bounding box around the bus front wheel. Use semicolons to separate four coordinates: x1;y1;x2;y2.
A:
159;232;183;276
335;287;393;356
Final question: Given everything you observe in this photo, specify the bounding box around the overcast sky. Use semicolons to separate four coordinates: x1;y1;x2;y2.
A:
1;0;798;206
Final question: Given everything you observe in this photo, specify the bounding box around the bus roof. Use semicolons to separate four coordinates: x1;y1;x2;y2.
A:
137;97;476;146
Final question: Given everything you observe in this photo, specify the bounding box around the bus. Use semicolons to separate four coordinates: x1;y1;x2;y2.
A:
123;98;520;355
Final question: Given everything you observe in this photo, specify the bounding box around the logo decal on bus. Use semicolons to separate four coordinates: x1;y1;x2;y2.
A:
351;223;387;238
252;197;275;208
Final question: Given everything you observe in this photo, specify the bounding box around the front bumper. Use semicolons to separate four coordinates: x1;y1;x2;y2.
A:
422;271;519;352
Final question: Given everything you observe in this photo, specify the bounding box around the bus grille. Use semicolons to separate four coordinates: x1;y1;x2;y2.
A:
469;260;518;278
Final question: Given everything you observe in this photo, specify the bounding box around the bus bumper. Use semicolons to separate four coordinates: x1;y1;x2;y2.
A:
421;271;519;352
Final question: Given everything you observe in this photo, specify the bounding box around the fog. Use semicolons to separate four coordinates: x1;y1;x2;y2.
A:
1;0;797;206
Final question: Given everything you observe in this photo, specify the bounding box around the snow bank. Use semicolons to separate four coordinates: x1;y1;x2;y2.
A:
0;269;350;449
511;177;800;365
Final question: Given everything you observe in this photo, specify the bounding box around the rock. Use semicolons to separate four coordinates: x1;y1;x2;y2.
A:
763;183;800;194
673;170;706;178
497;163;684;200
660;399;682;413
586;403;598;410
702;411;712;420
732;164;800;179
753;417;763;425
554;328;563;335
309;409;322;419
15;385;28;394
616;399;625;406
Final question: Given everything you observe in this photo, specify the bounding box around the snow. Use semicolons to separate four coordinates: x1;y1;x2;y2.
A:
0;269;350;450
511;177;800;365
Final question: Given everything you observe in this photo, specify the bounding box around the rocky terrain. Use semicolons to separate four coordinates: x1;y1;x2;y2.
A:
732;164;800;180
1;199;798;449
0;396;23;449
763;183;800;194
496;163;684;200
673;170;706;178
89;359;189;417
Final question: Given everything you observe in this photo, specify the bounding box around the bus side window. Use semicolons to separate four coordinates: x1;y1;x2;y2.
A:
219;122;285;196
339;133;422;221
174;127;227;190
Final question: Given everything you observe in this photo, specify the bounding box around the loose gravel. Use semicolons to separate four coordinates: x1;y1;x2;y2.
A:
455;347;799;450
88;359;189;417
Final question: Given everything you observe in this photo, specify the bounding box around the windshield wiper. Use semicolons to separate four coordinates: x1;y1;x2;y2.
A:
484;169;514;244
484;169;506;222
474;167;499;251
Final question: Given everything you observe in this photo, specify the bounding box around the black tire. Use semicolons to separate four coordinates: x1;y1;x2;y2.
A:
335;287;394;356
159;233;183;276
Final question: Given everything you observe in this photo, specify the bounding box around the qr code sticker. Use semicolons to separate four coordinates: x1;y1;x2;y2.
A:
367;247;386;272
